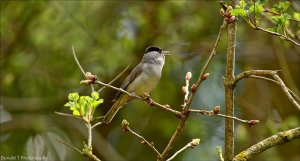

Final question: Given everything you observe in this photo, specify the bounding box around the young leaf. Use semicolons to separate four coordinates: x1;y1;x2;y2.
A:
91;91;99;100
64;92;104;119
68;92;79;102
231;9;247;17
231;0;248;17
249;3;264;14
72;110;81;116
93;99;104;108
272;1;290;13
239;0;247;9
294;12;300;21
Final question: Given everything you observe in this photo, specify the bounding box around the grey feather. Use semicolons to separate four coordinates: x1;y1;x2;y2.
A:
102;46;166;124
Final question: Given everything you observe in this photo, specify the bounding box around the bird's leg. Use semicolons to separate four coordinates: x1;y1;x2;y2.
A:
143;92;154;106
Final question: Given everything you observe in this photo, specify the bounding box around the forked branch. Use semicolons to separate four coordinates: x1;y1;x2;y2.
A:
234;70;300;111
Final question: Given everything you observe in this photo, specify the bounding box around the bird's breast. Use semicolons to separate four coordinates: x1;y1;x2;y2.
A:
126;63;163;96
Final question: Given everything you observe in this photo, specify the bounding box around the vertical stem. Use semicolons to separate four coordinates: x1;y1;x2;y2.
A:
87;123;92;147
224;21;237;160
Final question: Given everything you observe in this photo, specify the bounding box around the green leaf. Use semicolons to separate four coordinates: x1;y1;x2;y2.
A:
64;102;71;107
293;12;300;21
91;91;99;100
64;92;104;119
68;92;79;102
93;99;104;108
72;110;80;116
78;96;91;116
249;3;264;14
240;0;247;9
231;8;247;17
272;1;290;13
271;13;291;33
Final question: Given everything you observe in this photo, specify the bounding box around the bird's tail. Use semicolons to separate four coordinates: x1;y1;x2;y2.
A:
102;95;129;124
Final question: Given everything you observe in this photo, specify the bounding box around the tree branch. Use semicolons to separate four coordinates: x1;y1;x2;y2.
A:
54;111;83;120
243;75;300;102
86;122;92;147
232;127;300;161
234;70;300;111
224;12;237;160
166;139;200;161
56;139;82;154
93;80;181;116
272;74;300;111
189;106;259;127
242;7;300;47
254;27;300;47
121;120;161;158
234;70;278;84
72;46;94;91
97;65;131;93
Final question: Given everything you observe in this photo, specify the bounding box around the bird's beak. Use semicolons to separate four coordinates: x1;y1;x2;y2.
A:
163;51;171;56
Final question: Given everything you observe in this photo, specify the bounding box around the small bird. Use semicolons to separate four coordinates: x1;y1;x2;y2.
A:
102;46;169;124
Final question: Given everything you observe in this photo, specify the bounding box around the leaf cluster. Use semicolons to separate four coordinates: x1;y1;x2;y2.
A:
64;92;103;122
230;0;296;34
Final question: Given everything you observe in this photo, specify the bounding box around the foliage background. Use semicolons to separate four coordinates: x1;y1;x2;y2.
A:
1;1;299;161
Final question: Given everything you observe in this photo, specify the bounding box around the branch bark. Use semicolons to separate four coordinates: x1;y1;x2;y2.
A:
232;127;300;161
234;70;300;111
224;19;237;161
122;120;161;158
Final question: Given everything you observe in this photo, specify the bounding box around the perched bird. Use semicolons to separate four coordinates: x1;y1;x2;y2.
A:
102;46;169;124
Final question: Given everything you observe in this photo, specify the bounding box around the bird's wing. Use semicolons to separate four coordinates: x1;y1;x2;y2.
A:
112;63;143;102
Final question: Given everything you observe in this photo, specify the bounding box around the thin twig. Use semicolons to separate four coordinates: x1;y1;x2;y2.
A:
92;121;102;129
72;45;85;76
255;27;300;47
54;111;83;120
234;70;300;111
243;8;300;47
72;45;94;91
272;74;300;111
189;108;259;127
189;109;247;123
246;75;300;102
125;125;161;157
186;20;227;109
166;142;192;161
97;65;131;93
56;139;82;154
217;113;253;124
86;123;92;147
83;151;101;161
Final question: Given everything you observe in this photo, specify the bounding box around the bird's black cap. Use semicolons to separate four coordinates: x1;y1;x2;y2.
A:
145;46;162;54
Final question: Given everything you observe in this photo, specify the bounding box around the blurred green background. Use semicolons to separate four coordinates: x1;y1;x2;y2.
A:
1;1;300;161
